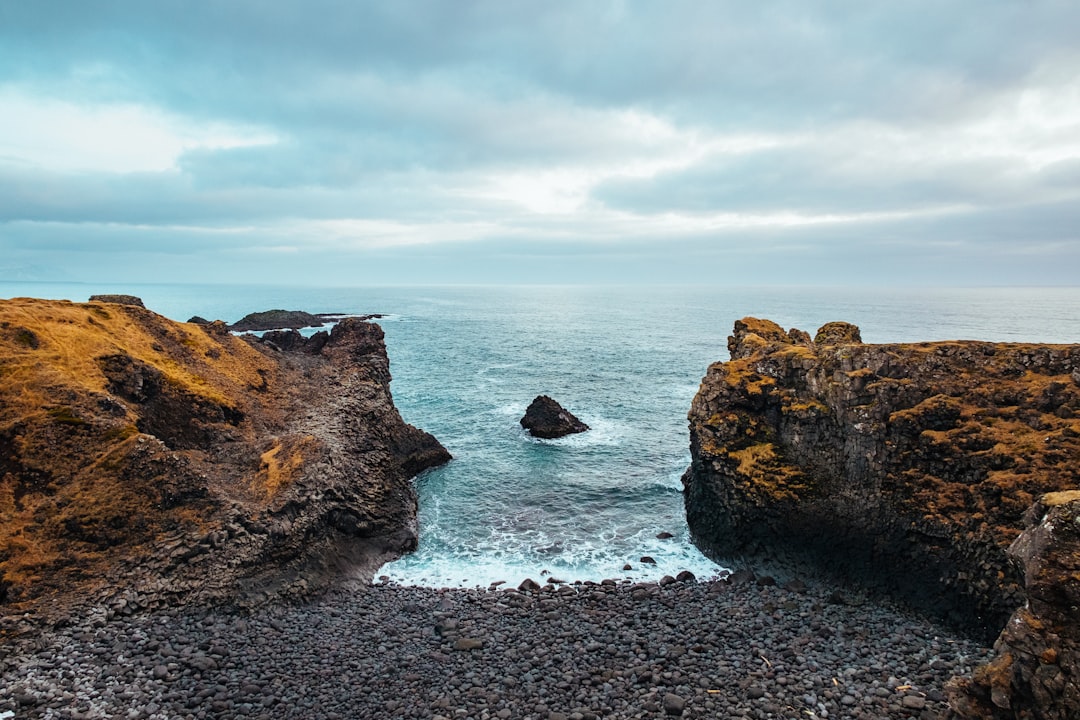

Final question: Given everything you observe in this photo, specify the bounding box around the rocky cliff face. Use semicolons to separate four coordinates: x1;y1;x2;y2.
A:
0;298;449;625
683;317;1080;638
948;491;1080;719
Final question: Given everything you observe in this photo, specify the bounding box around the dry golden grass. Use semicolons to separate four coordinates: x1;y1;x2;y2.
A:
0;298;274;422
0;298;286;601
257;435;319;497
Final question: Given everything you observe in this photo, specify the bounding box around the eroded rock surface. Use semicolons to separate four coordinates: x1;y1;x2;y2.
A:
948;491;1080;719
683;317;1080;638
0;298;449;628
228;309;327;332
520;395;590;439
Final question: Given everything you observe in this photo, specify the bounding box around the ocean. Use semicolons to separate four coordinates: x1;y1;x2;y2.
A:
4;282;1079;588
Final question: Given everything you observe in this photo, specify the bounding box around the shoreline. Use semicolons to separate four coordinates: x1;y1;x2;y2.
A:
2;576;991;720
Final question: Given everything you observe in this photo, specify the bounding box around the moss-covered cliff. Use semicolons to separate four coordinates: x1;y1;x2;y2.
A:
683;317;1080;638
0;297;449;626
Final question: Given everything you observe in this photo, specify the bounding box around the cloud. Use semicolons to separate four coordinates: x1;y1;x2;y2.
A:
0;1;1078;285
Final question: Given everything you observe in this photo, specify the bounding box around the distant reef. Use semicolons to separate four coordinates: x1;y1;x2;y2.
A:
226;309;384;333
683;317;1080;718
0;296;449;627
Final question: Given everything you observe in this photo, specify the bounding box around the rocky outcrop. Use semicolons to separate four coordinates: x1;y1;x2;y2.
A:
89;294;145;308
947;491;1080;719
228;309;327;332
0;298;449;625
683;317;1080;639
520;395;590;439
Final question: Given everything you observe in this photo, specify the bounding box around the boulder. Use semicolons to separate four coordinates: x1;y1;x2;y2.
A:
520;395;589;439
813;321;862;345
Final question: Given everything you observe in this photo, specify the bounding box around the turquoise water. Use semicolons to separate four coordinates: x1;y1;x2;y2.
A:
4;282;1080;587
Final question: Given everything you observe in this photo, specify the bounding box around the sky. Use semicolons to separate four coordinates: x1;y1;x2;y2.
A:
1;1;1079;286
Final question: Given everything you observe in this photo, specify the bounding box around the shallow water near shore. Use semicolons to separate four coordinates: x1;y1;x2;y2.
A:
4;282;1080;588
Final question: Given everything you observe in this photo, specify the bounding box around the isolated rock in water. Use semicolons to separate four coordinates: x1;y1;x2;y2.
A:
187;315;210;325
229;309;326;332
89;294;145;308
520;395;589;438
948;490;1080;720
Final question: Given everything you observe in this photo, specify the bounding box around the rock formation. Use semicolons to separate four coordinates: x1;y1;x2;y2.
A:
947;490;1080;719
683;317;1080;639
228;309;327;332
520;395;590;438
88;294;145;308
0;298;450;624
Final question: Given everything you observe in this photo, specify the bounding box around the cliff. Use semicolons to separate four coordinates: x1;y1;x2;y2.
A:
948;491;1080;719
683;317;1080;638
0;297;449;626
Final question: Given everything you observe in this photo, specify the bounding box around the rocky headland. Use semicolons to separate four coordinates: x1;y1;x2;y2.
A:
0;296;449;632
683;317;1080;718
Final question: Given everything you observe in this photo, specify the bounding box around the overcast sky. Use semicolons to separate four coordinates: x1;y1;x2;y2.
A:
2;1;1079;285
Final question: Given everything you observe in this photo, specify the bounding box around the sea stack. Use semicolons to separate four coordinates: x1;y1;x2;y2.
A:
520;395;589;439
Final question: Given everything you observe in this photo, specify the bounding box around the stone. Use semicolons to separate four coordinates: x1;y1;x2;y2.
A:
520;395;589;439
518;578;542;592
662;693;686;716
901;695;926;710
453;638;484;651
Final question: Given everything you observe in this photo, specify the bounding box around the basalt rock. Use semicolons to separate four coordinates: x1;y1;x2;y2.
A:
0;298;449;625
228;309;326;332
89;294;145;308
948;491;1080;719
520;395;590;439
684;317;1080;639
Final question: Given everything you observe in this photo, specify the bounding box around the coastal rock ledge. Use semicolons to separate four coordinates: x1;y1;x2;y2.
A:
683;317;1080;640
0;297;450;624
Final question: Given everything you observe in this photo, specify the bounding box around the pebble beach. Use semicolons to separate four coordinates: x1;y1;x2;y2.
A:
2;576;991;720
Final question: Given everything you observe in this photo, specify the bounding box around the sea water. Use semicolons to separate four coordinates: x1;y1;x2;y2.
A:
4;282;1079;588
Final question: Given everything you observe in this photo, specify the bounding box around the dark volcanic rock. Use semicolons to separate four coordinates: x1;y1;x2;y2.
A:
186;315;210;324
683;316;1080;639
948;490;1080;720
0;298;449;622
520;395;589;438
229;309;326;332
89;294;145;308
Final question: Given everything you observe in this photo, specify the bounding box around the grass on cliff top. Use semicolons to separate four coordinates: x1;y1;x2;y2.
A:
0;297;283;602
0;298;275;419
